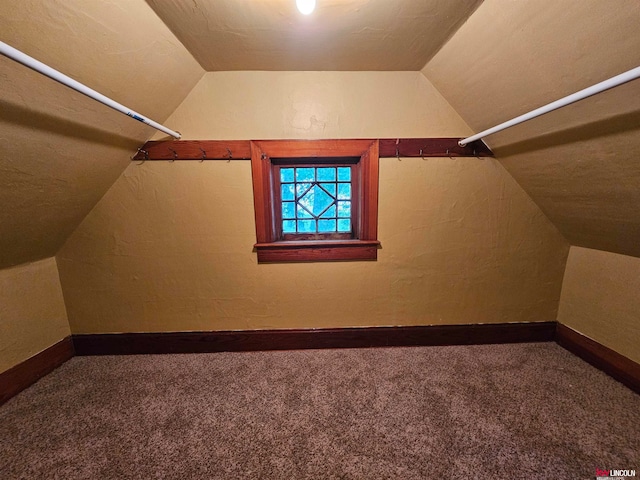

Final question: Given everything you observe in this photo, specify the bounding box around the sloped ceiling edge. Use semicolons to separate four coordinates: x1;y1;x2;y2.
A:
0;0;204;269
422;0;640;258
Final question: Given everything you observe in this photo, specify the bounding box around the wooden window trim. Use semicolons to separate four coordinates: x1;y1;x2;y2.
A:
250;140;380;263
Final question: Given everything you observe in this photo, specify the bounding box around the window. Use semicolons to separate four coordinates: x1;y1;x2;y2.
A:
250;140;380;263
278;163;355;238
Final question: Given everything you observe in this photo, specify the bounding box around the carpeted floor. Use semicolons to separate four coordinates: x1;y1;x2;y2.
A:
1;342;638;479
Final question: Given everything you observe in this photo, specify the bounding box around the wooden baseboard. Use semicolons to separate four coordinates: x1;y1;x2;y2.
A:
2;325;636;403
0;337;75;405
73;322;556;356
556;324;640;394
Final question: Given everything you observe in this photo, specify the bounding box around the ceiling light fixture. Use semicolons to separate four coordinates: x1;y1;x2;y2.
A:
296;0;316;15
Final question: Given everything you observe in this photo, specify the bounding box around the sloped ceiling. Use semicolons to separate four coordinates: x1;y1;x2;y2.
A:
0;0;203;268
3;0;639;269
423;0;640;258
145;0;483;71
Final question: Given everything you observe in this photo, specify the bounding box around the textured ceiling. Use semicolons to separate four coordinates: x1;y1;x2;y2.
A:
2;0;640;270
423;0;640;258
146;0;483;71
0;0;203;268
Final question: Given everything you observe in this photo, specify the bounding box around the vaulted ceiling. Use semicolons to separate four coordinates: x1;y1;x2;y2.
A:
146;0;483;71
0;0;203;268
1;0;639;269
424;0;640;257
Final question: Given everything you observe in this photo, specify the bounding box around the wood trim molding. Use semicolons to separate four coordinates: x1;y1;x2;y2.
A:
555;324;640;394
72;322;556;356
252;139;376;158
254;240;380;263
250;139;380;263
378;138;492;158
5;324;638;402
360;140;380;241
250;140;273;245
132;138;493;161
0;337;74;405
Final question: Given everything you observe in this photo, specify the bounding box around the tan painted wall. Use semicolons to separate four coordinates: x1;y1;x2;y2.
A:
152;71;472;140
58;72;569;333
0;0;203;269
558;247;640;364
0;258;70;373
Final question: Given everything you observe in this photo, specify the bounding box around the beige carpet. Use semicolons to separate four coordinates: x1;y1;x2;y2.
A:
1;342;638;479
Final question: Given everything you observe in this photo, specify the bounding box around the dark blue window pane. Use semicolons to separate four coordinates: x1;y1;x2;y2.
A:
282;202;295;219
320;204;336;218
318;220;337;232
338;219;351;232
317;167;336;181
319;183;336;197
297;204;313;218
281;184;295;201
337;201;351;218
296;182;312;197
337;183;351;200
281;168;294;183
297;220;316;233
283;220;296;233
337;167;351;181
296;168;315;182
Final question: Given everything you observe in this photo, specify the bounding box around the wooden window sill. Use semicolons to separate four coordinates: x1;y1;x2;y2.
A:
254;240;380;263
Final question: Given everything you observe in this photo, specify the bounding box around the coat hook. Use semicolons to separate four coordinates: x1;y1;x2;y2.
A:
226;147;233;162
132;147;149;161
446;149;453;160
395;138;400;161
199;148;207;162
168;147;178;162
419;148;424;160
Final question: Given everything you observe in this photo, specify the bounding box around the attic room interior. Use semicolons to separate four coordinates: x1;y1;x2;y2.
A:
1;0;639;478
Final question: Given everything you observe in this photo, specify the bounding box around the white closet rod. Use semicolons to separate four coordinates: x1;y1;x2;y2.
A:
459;66;640;147
0;40;181;139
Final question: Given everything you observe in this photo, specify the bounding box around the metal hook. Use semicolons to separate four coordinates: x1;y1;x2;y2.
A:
168;147;178;162
419;148;425;160
395;138;400;161
446;149;453;160
132;147;149;161
226;147;233;163
199;148;207;162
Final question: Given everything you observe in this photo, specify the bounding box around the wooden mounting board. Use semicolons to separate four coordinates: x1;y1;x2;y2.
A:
132;138;493;161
